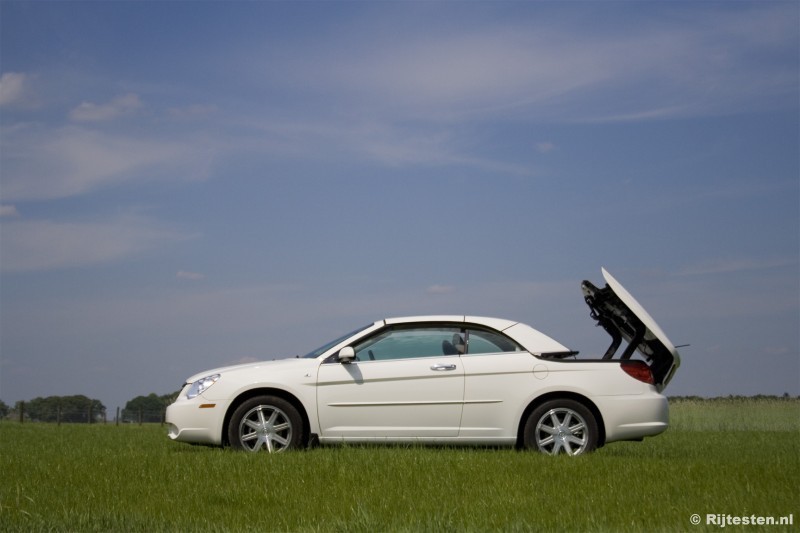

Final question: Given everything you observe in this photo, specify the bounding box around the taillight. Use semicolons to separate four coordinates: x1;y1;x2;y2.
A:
621;361;654;385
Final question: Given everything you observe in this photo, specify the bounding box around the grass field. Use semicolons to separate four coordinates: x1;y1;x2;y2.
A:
1;398;798;532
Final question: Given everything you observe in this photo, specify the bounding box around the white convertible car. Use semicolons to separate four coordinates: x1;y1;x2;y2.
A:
166;269;680;456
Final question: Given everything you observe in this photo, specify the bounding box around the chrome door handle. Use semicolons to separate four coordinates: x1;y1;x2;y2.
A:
430;363;457;371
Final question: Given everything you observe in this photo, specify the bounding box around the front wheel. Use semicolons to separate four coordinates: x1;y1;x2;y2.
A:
227;395;304;453
523;399;598;456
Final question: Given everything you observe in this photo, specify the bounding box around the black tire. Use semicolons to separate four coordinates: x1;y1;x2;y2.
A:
227;395;304;453
523;399;598;456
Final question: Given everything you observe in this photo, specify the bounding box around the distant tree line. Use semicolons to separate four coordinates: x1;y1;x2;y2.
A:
0;393;797;423
10;395;106;423
668;393;798;401
0;391;180;423
121;392;180;423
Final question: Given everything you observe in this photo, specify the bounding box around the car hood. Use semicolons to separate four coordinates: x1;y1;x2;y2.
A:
184;357;311;384
581;268;681;391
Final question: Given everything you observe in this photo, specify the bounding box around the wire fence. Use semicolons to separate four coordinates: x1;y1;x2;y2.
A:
7;395;796;425
5;403;168;425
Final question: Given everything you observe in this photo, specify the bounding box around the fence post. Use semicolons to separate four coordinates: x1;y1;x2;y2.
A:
57;405;61;426
19;401;24;424
138;409;143;425
116;406;120;426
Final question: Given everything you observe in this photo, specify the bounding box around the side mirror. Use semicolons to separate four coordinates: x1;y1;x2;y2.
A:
338;346;356;364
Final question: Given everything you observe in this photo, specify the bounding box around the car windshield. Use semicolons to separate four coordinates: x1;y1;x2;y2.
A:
302;323;373;358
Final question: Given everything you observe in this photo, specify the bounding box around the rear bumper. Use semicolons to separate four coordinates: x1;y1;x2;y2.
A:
596;392;669;443
165;396;229;446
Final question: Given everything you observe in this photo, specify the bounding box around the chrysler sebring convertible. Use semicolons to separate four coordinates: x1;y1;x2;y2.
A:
166;269;681;456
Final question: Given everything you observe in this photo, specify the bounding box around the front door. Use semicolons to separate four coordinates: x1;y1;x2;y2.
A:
316;325;465;439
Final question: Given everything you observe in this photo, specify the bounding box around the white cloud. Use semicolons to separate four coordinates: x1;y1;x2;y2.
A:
238;118;534;176
168;104;218;118
426;284;456;295
0;214;192;272
1;125;211;201
0;72;27;106
535;142;556;154
69;93;142;122
0;205;19;218
288;29;610;120
177;270;206;281
675;257;798;277
260;4;796;123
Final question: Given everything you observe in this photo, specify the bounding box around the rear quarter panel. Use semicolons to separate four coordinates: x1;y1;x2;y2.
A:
459;355;654;441
517;359;668;443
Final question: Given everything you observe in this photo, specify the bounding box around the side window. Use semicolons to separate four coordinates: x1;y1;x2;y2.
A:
466;328;522;355
353;326;463;361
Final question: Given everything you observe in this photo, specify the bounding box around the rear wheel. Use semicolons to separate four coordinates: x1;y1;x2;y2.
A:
523;399;598;456
227;395;303;453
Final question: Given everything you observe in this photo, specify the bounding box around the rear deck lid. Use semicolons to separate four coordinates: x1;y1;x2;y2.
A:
581;268;681;391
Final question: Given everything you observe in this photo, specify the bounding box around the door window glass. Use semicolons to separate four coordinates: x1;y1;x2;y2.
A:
466;328;522;354
353;326;463;361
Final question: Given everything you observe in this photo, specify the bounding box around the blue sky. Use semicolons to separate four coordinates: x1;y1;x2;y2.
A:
1;1;798;411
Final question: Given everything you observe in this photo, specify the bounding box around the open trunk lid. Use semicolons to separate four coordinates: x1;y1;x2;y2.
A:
581;268;681;391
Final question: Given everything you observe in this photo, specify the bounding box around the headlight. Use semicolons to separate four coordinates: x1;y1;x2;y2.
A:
186;374;220;399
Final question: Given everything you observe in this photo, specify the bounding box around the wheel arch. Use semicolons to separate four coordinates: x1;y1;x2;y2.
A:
516;391;606;448
222;387;311;447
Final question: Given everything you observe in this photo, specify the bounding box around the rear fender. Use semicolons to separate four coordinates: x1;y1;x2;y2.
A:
517;392;606;448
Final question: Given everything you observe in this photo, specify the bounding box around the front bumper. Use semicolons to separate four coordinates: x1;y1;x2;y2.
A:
165;395;230;446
